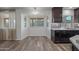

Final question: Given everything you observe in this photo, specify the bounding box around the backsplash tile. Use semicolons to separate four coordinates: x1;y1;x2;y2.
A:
74;23;79;28
51;23;61;28
51;23;79;30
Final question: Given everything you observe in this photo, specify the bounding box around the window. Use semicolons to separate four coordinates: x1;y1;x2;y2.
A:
4;18;9;28
30;18;44;27
65;16;72;23
24;17;27;27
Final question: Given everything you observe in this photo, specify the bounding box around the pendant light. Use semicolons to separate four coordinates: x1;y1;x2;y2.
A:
32;7;39;15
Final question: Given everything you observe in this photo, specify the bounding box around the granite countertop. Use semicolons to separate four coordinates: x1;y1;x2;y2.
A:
51;27;79;30
70;35;79;50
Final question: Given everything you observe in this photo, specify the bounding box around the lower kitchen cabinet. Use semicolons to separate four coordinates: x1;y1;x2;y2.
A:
0;29;3;40
8;29;16;40
51;30;79;43
0;29;7;40
0;29;16;40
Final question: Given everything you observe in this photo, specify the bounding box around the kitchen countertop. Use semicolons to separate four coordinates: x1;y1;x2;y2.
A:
51;28;79;30
70;35;79;50
0;27;15;29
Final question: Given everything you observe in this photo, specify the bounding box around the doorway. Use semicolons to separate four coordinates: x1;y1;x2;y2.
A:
0;10;16;40
28;16;48;36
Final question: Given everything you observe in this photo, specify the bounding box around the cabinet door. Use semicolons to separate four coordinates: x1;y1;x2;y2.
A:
8;29;16;40
54;17;62;23
55;30;70;43
0;29;7;40
52;7;62;23
51;30;55;41
2;29;6;40
74;8;79;23
12;29;16;40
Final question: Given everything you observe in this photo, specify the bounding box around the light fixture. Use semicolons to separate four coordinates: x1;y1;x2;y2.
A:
6;19;9;23
14;20;15;23
32;11;39;15
32;7;39;15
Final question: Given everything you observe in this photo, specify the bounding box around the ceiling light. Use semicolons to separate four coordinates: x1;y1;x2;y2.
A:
32;11;39;15
6;19;9;23
32;7;39;15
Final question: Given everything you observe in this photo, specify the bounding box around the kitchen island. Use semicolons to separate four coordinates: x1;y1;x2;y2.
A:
70;35;79;51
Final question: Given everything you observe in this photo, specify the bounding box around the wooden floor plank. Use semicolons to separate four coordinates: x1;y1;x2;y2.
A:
0;36;72;51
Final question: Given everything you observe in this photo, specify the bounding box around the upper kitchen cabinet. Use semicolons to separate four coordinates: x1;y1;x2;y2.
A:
52;7;62;23
74;8;79;23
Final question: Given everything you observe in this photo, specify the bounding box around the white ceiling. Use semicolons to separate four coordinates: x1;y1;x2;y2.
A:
0;7;78;10
63;7;78;9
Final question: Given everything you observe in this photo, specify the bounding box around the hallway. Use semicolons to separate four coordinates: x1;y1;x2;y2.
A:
0;36;71;51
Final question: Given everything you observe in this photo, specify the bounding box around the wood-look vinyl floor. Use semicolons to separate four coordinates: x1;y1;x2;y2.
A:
0;36;72;51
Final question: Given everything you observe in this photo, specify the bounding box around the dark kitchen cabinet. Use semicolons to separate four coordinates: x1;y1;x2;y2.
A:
52;7;62;23
51;30;79;43
55;30;71;43
74;8;79;23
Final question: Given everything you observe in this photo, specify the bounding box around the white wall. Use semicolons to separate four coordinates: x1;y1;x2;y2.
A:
15;8;30;40
15;8;21;40
21;14;29;39
46;9;52;39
